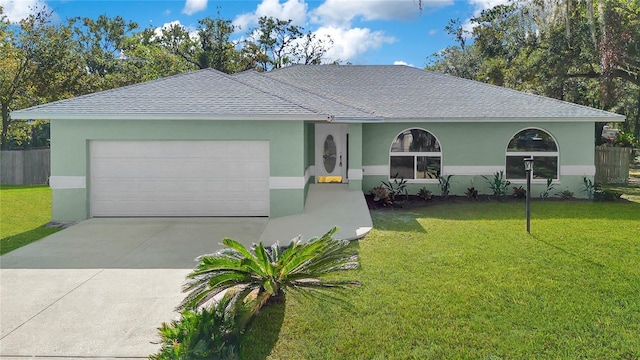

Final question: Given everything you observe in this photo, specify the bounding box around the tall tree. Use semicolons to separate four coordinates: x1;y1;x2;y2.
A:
73;14;144;91
426;19;480;79
0;7;85;149
154;15;250;74
428;0;639;142
124;28;193;79
291;31;334;65
250;16;303;71
244;16;334;71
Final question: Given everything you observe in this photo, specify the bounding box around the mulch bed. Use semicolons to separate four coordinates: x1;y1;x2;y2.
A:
362;192;600;210
365;194;530;211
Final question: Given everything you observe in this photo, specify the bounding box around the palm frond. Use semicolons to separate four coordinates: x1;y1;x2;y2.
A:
179;226;360;336
188;256;245;275
222;238;269;277
179;282;237;311
253;242;276;277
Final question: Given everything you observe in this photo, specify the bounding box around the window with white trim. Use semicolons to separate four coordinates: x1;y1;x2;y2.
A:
390;129;441;180
506;128;559;180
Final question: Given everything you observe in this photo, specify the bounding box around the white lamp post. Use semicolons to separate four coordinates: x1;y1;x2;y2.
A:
524;157;534;233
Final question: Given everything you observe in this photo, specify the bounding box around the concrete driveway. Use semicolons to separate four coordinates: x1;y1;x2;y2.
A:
0;217;268;359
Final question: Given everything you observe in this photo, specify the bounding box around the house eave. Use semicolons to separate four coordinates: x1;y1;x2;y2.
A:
9;112;333;121
381;116;626;123
331;116;386;123
11;111;625;124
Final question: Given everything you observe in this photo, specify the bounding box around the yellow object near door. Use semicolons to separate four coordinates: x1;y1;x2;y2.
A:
318;176;342;183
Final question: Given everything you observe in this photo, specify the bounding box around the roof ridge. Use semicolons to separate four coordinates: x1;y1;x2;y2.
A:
423;69;625;118
230;70;331;118
260;67;382;117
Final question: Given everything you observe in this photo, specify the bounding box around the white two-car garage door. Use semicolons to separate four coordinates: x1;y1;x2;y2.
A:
90;141;269;217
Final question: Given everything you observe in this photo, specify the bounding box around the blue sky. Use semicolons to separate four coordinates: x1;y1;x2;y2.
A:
1;0;503;68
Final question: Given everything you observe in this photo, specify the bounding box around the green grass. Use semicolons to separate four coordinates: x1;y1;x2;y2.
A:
0;185;60;255
241;201;640;359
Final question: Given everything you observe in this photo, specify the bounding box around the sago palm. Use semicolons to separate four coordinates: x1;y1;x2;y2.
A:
178;227;360;316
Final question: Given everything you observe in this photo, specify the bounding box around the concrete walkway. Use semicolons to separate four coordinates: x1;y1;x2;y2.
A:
0;185;371;359
259;184;373;244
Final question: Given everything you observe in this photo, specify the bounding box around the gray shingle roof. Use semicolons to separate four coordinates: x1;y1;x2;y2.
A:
233;71;379;119
11;69;330;121
11;65;624;122
263;65;624;121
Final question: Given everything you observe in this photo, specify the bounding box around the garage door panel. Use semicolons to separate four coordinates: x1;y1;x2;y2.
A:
90;141;269;217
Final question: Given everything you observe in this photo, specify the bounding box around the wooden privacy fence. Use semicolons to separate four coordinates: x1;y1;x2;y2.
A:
595;146;631;184
0;148;50;185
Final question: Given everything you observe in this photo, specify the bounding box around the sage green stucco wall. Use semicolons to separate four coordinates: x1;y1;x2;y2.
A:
361;122;595;198
348;123;363;191
51;119;307;221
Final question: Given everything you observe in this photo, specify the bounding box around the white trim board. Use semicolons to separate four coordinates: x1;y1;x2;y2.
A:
362;165;387;176
270;177;306;190
50;176;86;189
348;169;363;180
348;165;596;177
362;165;506;176
561;165;596;176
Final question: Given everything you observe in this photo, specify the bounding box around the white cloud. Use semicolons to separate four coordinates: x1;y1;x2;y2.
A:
393;60;414;67
233;0;308;31
312;0;450;27
0;0;49;22
463;0;510;32
153;20;198;41
469;0;510;15
233;13;255;32
182;0;207;16
316;25;396;63
232;0;401;63
154;20;181;39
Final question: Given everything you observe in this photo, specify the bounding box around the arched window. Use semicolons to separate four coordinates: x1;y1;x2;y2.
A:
506;128;559;180
390;128;442;180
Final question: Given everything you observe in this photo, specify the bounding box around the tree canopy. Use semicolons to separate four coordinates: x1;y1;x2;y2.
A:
0;9;334;149
428;0;639;144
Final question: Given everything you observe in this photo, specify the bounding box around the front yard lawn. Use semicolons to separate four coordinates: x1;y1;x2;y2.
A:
0;185;60;255
241;201;640;359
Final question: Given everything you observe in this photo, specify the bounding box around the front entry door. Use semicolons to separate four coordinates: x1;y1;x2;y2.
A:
315;124;348;183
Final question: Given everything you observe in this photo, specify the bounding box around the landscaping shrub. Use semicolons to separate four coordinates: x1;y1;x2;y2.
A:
180;227;360;313
154;227;361;357
381;175;408;203
540;178;556;199
465;186;478;199
370;186;392;206
512;186;526;198
482;171;510;198
557;190;574;199
582;177;596;200
417;187;432;201
438;175;453;198
150;295;242;360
